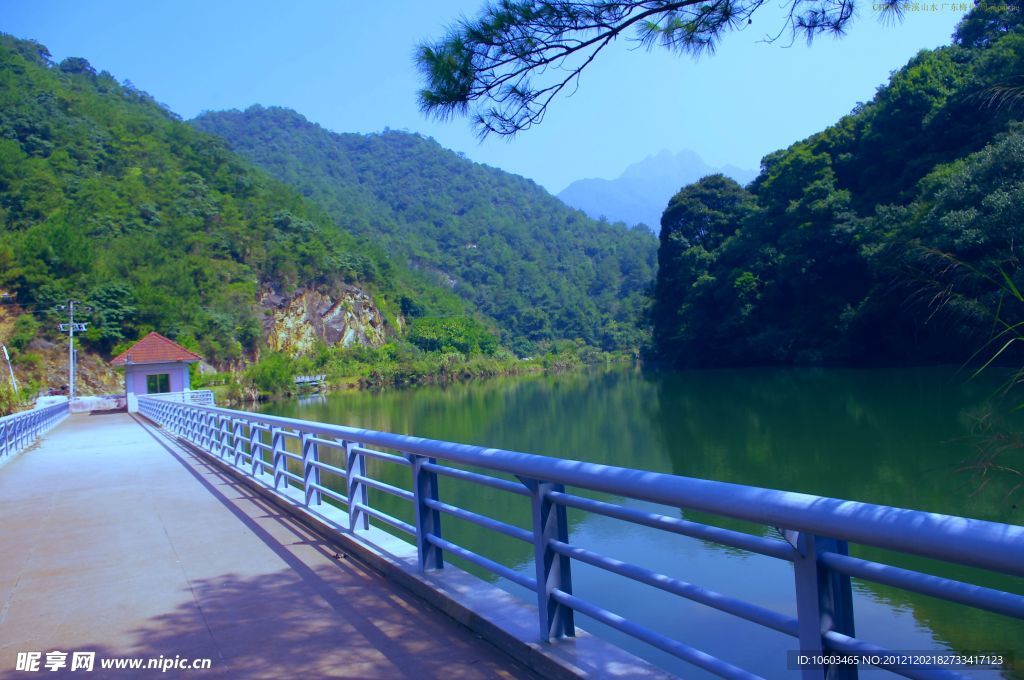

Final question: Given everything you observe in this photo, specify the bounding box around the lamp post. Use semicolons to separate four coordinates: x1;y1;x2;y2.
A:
57;301;89;400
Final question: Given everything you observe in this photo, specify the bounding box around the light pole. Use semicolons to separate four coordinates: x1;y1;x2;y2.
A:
57;301;88;399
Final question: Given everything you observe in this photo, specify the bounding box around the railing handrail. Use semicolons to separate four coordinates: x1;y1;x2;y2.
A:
145;390;215;405
0;401;70;460
135;396;1024;577
0;401;67;424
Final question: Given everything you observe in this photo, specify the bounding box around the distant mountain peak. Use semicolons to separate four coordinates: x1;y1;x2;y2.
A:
557;149;757;231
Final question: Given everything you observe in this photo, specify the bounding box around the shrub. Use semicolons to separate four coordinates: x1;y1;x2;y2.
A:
244;351;295;395
408;316;497;355
9;314;39;350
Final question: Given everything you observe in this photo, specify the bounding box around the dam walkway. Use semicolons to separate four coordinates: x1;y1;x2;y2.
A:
2;396;1023;680
0;413;531;679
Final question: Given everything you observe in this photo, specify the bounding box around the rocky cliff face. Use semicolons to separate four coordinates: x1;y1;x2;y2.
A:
261;285;389;355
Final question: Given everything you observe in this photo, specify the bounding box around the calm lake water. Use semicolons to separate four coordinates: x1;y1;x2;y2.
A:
260;366;1024;678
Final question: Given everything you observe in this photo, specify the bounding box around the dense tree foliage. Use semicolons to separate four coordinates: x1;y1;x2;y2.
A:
653;2;1024;366
0;34;464;365
193;107;657;354
408;316;498;355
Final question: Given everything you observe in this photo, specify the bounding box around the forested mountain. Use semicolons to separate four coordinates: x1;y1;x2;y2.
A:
192;107;658;353
0;34;463;365
557;149;756;231
653;1;1024;367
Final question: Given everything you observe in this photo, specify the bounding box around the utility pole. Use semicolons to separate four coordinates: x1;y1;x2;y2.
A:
56;301;88;400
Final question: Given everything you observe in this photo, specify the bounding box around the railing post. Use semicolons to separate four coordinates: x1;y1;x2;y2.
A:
209;414;220;456
202;412;214;450
249;426;262;476
232;420;245;468
792;532;857;680
345;441;369;531
520;477;575;641
195;411;205;447
409;454;443;571
302;433;321;507
271;426;286;490
209;413;220;456
217;415;231;458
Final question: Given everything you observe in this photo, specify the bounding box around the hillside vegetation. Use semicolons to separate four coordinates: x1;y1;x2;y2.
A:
193;107;658;354
0;33;491;394
0;32;650;405
653;1;1024;367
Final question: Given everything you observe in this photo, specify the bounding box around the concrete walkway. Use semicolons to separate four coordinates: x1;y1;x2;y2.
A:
0;413;533;679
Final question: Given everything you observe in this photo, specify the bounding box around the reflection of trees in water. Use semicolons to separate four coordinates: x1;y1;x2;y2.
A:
647;366;1022;523
265;368;668;585
844;550;1024;680
648;367;1024;676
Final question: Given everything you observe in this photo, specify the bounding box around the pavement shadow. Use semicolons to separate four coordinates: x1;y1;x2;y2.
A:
65;417;532;680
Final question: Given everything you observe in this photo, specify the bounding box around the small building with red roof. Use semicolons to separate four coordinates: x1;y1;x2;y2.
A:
110;332;202;404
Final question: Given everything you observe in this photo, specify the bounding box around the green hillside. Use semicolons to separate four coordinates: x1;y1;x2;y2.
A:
192;107;658;354
0;34;463;366
652;1;1024;367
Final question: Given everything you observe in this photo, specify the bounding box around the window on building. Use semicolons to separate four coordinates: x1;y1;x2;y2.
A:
146;373;170;394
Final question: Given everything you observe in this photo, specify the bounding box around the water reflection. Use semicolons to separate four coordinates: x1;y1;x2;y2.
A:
261;366;1023;678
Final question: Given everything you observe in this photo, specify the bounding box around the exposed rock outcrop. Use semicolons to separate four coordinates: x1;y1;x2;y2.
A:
261;285;388;355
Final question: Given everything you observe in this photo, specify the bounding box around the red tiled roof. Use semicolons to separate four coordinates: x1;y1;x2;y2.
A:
110;332;202;366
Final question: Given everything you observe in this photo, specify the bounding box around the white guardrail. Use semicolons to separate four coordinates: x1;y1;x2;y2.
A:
145;390;215;406
0;401;69;460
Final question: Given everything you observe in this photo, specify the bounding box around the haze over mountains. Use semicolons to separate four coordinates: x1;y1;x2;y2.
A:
557;150;757;231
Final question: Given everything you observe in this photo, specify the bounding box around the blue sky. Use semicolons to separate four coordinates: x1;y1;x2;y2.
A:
2;1;965;192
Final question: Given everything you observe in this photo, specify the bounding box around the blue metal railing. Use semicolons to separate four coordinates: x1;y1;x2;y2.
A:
136;396;1024;680
0;401;69;460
